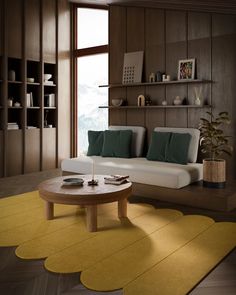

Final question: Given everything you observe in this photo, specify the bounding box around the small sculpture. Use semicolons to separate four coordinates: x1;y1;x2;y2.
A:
149;73;156;83
173;96;182;105
156;71;162;82
162;74;171;82
162;100;168;106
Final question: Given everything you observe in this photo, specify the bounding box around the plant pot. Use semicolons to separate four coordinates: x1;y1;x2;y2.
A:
203;158;226;188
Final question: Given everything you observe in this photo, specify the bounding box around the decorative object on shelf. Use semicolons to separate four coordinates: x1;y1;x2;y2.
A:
194;86;202;106
162;74;171;82
44;74;52;82
111;98;123;107
14;102;21;107
8;98;13;107
44;94;55;107
149;73;155;83
145;97;152;106
137;94;146;106
8;70;16;81
162;100;168;106
62;178;84;186
122;51;144;84
178;58;195;80
27;77;35;83
199;111;233;188
173;96;182;105
156;71;162;82
44;110;49;127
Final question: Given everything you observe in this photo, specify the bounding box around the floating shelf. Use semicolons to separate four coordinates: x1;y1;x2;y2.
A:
44;83;56;87
44;107;56;109
27;82;40;86
8;106;23;109
99;79;212;88
8;80;23;84
27;107;40;109
99;105;212;109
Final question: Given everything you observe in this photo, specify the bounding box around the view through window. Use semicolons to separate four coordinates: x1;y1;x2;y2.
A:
76;8;108;154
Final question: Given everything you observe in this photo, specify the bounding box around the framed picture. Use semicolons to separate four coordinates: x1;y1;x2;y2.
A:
178;58;195;80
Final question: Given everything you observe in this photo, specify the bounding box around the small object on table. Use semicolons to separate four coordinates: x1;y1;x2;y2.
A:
62;178;84;186
88;179;99;186
104;175;129;185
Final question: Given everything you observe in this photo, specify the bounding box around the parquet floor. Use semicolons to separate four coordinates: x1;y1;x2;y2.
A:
0;169;235;295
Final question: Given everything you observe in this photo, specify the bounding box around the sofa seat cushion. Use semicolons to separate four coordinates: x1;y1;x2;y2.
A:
61;156;202;189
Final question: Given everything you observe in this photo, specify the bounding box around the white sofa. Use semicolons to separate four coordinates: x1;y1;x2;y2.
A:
61;126;202;189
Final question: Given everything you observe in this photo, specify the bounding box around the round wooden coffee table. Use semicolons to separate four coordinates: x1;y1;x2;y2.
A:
38;175;132;232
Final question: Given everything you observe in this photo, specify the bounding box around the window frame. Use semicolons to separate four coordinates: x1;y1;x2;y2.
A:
71;4;108;157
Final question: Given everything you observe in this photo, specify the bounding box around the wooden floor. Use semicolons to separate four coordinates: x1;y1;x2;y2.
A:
0;169;235;295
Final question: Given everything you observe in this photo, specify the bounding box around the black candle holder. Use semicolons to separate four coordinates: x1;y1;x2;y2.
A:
88;179;98;186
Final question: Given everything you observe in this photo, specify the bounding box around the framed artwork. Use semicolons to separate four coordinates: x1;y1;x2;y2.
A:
122;51;144;84
178;58;195;80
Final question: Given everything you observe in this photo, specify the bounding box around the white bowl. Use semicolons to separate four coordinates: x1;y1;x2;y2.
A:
27;78;35;83
44;74;52;81
111;99;123;107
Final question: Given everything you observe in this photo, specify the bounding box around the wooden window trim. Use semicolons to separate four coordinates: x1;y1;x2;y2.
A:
71;4;108;157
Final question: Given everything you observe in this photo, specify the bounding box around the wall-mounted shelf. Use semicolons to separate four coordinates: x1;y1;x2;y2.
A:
44;83;56;87
8;80;23;84
99;79;212;88
27;107;40;109
99;105;212;109
27;82;40;86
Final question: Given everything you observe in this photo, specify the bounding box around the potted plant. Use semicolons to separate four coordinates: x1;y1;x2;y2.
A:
199;111;233;188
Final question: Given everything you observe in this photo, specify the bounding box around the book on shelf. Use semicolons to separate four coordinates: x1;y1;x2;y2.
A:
44;81;54;85
7;122;19;130
27;126;37;129
104;175;129;185
26;92;33;107
44;93;55;107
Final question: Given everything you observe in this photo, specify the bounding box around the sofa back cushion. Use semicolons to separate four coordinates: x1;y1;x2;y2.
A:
146;131;171;161
166;132;191;164
109;125;146;157
154;127;200;163
87;130;104;156
101;130;132;158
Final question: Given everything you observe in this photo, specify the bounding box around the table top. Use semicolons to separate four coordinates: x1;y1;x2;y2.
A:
38;175;132;205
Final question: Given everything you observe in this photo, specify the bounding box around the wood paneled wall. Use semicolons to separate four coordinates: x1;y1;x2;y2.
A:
109;6;236;178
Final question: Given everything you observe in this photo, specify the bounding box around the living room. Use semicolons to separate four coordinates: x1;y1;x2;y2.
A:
0;0;236;294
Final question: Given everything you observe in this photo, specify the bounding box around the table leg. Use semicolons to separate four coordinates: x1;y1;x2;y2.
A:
118;198;127;218
46;201;54;220
86;205;97;232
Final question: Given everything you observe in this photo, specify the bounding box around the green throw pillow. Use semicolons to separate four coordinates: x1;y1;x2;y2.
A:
87;131;104;156
166;132;191;165
146;131;172;161
101;130;132;158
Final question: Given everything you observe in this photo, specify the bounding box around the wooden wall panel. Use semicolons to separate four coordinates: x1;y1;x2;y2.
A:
58;0;71;164
0;131;3;177
188;12;211;128
43;0;56;63
109;6;127;126
25;129;40;173
25;0;40;61
6;0;22;58
42;128;56;170
126;7;145;52
6;130;23;176
212;14;236;178
166;10;187;127
145;9;165;138
0;1;2;55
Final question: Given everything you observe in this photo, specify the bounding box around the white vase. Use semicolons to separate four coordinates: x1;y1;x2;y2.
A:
173;96;182;105
194;97;201;106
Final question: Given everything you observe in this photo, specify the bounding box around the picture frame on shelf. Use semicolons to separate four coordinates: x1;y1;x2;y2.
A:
178;58;195;80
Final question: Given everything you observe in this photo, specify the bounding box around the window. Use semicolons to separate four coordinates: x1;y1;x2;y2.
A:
74;7;108;155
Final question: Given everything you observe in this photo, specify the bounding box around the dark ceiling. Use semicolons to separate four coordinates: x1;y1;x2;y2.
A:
69;0;236;14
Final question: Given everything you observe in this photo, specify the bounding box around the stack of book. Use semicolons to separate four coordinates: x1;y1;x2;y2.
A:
44;93;55;107
7;122;19;130
26;92;33;107
104;175;129;185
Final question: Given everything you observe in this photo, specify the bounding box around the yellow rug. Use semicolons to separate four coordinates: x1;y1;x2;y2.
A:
0;191;236;295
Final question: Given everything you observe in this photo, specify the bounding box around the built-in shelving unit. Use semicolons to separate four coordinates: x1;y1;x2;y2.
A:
0;0;58;177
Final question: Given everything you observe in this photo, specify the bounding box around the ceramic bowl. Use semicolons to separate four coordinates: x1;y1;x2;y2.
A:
44;74;52;81
27;77;35;83
111;99;123;107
